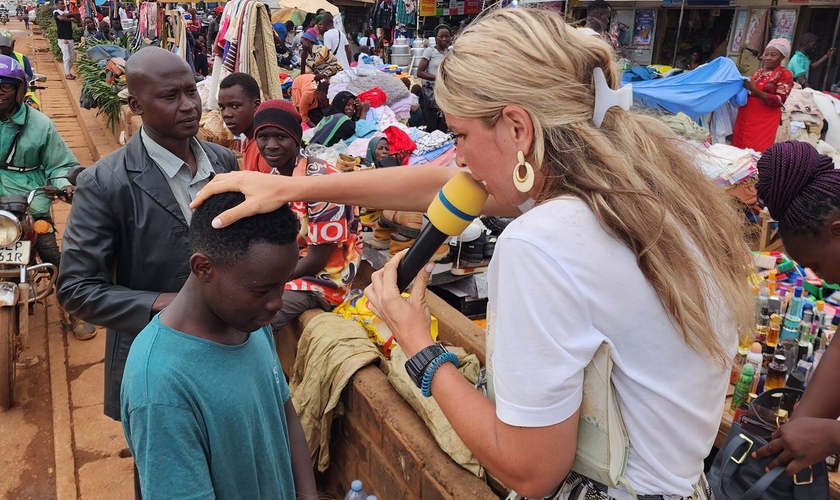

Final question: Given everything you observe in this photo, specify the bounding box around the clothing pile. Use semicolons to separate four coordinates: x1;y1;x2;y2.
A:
658;112;709;141
776;89;824;147
694;143;759;188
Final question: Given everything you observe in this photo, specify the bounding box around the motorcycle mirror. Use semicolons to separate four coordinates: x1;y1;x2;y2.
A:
32;74;46;83
65;166;85;186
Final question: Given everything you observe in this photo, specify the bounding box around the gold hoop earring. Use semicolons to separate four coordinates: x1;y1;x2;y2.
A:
513;150;534;193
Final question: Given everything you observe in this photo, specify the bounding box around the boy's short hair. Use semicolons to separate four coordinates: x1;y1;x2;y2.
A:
219;73;261;101
190;193;298;267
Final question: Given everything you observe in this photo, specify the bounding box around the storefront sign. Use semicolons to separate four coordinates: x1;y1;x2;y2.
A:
419;0;437;16
633;10;655;46
464;0;481;14
730;10;748;52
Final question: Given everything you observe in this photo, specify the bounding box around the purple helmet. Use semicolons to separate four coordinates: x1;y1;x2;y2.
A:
0;54;25;86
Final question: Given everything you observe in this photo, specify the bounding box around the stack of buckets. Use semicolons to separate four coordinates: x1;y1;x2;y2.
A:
391;36;411;74
409;38;426;77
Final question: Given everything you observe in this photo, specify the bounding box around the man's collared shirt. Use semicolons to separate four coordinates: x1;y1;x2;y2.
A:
140;127;213;225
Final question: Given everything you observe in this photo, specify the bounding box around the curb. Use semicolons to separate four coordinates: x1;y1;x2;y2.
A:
46;301;77;500
29;34;82;500
56;59;102;163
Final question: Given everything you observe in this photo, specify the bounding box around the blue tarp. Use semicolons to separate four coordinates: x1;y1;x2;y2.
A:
623;57;749;119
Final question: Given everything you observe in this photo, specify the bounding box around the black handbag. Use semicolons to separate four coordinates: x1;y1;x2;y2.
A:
708;388;830;500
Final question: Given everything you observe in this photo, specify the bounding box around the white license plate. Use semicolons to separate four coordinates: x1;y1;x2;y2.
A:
0;241;30;265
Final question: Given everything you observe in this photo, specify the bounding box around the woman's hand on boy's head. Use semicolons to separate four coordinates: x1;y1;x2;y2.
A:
364;250;435;358
191;171;294;229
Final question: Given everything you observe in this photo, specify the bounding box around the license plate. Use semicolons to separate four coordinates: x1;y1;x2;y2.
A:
0;241;30;265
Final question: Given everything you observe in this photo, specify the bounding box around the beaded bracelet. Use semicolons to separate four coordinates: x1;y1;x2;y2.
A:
420;351;460;397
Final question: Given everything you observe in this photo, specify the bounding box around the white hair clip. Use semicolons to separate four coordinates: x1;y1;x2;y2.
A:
592;67;633;128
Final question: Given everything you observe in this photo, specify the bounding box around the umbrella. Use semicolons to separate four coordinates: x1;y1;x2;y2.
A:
277;0;338;15
272;7;306;26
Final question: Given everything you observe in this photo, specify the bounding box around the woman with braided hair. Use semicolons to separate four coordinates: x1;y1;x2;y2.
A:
753;140;840;475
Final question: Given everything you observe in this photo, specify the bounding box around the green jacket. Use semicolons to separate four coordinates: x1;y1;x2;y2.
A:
0;105;76;217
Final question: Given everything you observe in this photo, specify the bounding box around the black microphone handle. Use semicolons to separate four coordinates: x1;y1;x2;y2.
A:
395;224;448;291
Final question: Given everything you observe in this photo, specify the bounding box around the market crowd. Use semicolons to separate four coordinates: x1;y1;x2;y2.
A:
0;0;839;498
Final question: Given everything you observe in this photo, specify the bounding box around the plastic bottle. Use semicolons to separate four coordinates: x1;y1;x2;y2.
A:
780;287;804;341
816;300;826;330
731;364;755;411
366;497;378;500
747;342;763;394
344;480;369;500
798;307;814;361
756;283;770;341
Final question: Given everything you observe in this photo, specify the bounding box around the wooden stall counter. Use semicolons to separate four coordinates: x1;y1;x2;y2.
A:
716;399;840;499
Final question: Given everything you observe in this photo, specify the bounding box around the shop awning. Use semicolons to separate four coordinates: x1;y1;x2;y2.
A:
277;0;339;14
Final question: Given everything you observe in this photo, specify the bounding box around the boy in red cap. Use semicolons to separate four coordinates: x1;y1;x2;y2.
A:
251;100;362;330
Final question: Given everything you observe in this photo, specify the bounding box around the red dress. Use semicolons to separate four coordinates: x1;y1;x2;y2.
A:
732;66;793;153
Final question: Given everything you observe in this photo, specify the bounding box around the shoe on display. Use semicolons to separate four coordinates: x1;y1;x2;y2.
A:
370;221;394;250
380;210;423;239
389;233;413;256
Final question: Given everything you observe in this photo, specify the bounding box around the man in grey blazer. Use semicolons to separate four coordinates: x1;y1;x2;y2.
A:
56;47;239;498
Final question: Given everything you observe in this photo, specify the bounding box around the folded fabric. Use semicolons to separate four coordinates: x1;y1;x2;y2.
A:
383;125;416;164
290;313;382;472
658;112;709;141
358;87;387;108
409;143;454;165
415;130;455;154
384;345;483;478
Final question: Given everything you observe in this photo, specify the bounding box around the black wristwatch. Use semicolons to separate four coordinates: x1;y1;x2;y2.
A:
405;343;449;389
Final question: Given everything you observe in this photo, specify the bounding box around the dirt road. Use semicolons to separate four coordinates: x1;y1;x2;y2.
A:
0;19;132;500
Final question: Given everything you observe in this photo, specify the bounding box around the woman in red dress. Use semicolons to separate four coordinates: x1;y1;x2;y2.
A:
732;38;794;153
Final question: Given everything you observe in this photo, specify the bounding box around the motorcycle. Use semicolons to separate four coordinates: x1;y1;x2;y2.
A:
0;166;83;409
25;73;45;111
15;9;22;21
0;10;9;25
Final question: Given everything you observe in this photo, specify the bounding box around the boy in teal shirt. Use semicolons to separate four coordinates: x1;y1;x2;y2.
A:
120;192;318;499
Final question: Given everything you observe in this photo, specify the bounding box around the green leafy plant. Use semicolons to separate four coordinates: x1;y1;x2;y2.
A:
77;53;126;132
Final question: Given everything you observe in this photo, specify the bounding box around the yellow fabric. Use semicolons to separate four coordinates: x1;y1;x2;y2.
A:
289;313;382;472
383;344;485;478
247;2;283;100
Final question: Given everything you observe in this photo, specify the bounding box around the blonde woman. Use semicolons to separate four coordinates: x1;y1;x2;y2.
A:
193;8;751;499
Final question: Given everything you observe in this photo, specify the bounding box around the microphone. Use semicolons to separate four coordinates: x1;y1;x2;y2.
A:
396;172;488;291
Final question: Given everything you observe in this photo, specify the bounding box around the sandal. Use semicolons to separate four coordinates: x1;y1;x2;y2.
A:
65;74;76;80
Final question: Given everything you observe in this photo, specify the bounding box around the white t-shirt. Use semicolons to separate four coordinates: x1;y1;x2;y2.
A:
119;7;128;20
323;28;350;71
485;197;736;497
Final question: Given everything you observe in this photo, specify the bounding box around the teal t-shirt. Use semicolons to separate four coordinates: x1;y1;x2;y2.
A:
788;50;811;80
121;317;296;500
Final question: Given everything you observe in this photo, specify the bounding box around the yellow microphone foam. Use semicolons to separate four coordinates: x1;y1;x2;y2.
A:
426;171;488;236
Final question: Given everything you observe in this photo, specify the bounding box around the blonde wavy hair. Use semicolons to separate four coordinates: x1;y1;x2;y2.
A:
435;8;752;365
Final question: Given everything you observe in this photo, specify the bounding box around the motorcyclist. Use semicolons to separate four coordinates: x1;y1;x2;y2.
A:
0;35;33;81
0;55;95;340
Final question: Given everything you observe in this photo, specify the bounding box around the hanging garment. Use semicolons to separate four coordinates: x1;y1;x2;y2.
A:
395;0;415;26
371;0;395;31
744;9;770;57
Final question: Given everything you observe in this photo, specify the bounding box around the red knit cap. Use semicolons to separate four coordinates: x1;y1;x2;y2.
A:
253;100;303;146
